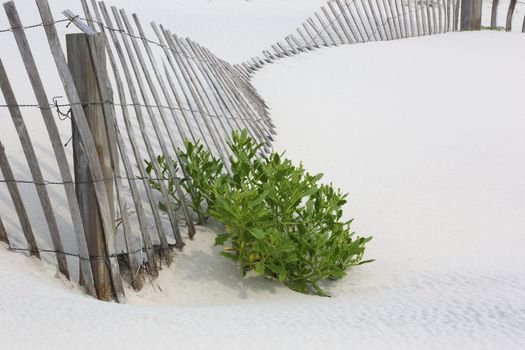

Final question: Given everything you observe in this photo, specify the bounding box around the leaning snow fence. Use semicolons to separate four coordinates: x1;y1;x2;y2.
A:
0;0;273;302
237;0;525;76
0;0;522;303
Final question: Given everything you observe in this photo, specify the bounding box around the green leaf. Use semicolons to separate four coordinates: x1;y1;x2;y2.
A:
215;233;230;246
220;251;238;261
248;228;266;239
278;268;286;282
254;261;265;275
329;271;346;280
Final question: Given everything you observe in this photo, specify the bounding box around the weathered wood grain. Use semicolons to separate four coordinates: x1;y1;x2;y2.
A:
4;0;96;298
100;3;182;254
506;0;517;31
0;58;69;278
86;0;155;282
0;216;8;245
96;1;163;275
315;11;339;45
328;0;353;43
129;12;197;238
491;0;499;28
68;33;115;300
0;142;38;257
36;0;125;302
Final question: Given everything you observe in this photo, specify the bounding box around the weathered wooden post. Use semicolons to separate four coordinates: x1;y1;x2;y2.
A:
505;0;517;31
460;0;482;30
490;0;499;28
67;33;115;301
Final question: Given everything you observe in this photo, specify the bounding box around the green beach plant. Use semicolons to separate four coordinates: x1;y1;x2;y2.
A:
146;129;373;296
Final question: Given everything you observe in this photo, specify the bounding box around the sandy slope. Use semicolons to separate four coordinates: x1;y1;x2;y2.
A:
0;30;524;349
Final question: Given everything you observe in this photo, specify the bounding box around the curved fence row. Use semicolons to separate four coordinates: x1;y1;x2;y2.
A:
236;0;524;77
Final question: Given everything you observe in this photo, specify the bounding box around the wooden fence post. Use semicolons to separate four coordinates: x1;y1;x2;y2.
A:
460;0;482;30
67;33;115;301
0;216;8;245
505;0;517;31
490;0;499;28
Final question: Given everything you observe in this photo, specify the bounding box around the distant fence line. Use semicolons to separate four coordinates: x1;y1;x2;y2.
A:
0;0;273;302
236;0;524;76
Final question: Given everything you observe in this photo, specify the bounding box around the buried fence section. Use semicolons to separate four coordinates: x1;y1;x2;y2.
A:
0;0;274;301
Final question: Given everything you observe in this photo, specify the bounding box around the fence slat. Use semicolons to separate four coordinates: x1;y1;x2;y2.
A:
167;31;233;153
375;0;394;39
315;11;339;45
321;6;345;44
296;27;314;50
301;23;318;48
68;33;116;300
188;40;269;146
366;0;386;40
407;0;416;36
3;0;97;297
438;0;444;33
506;0;517;31
0;142;38;257
0;216;8;245
196;43;275;146
195;38;271;148
177;38;239;137
431;0;439;34
115;7;189;250
307;18;330;46
360;0;382;41
425;0;433;34
199;42;274;145
385;0;401;38
102;4;183;253
400;0;410;37
86;0;157;279
327;1;354;44
36;0;125;302
344;0;367;42
147;20;212;149
491;0;499;28
97;2;166;273
445;0;451;32
271;44;285;57
335;0;359;43
130;13;198;238
154;26;231;162
393;0;406;37
0;58;69;278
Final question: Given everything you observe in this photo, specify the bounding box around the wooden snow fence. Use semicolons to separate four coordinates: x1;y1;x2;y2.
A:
1;0;522;304
0;0;273;302
237;0;525;76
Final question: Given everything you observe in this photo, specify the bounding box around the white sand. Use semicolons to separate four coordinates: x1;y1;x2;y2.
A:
0;1;524;348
